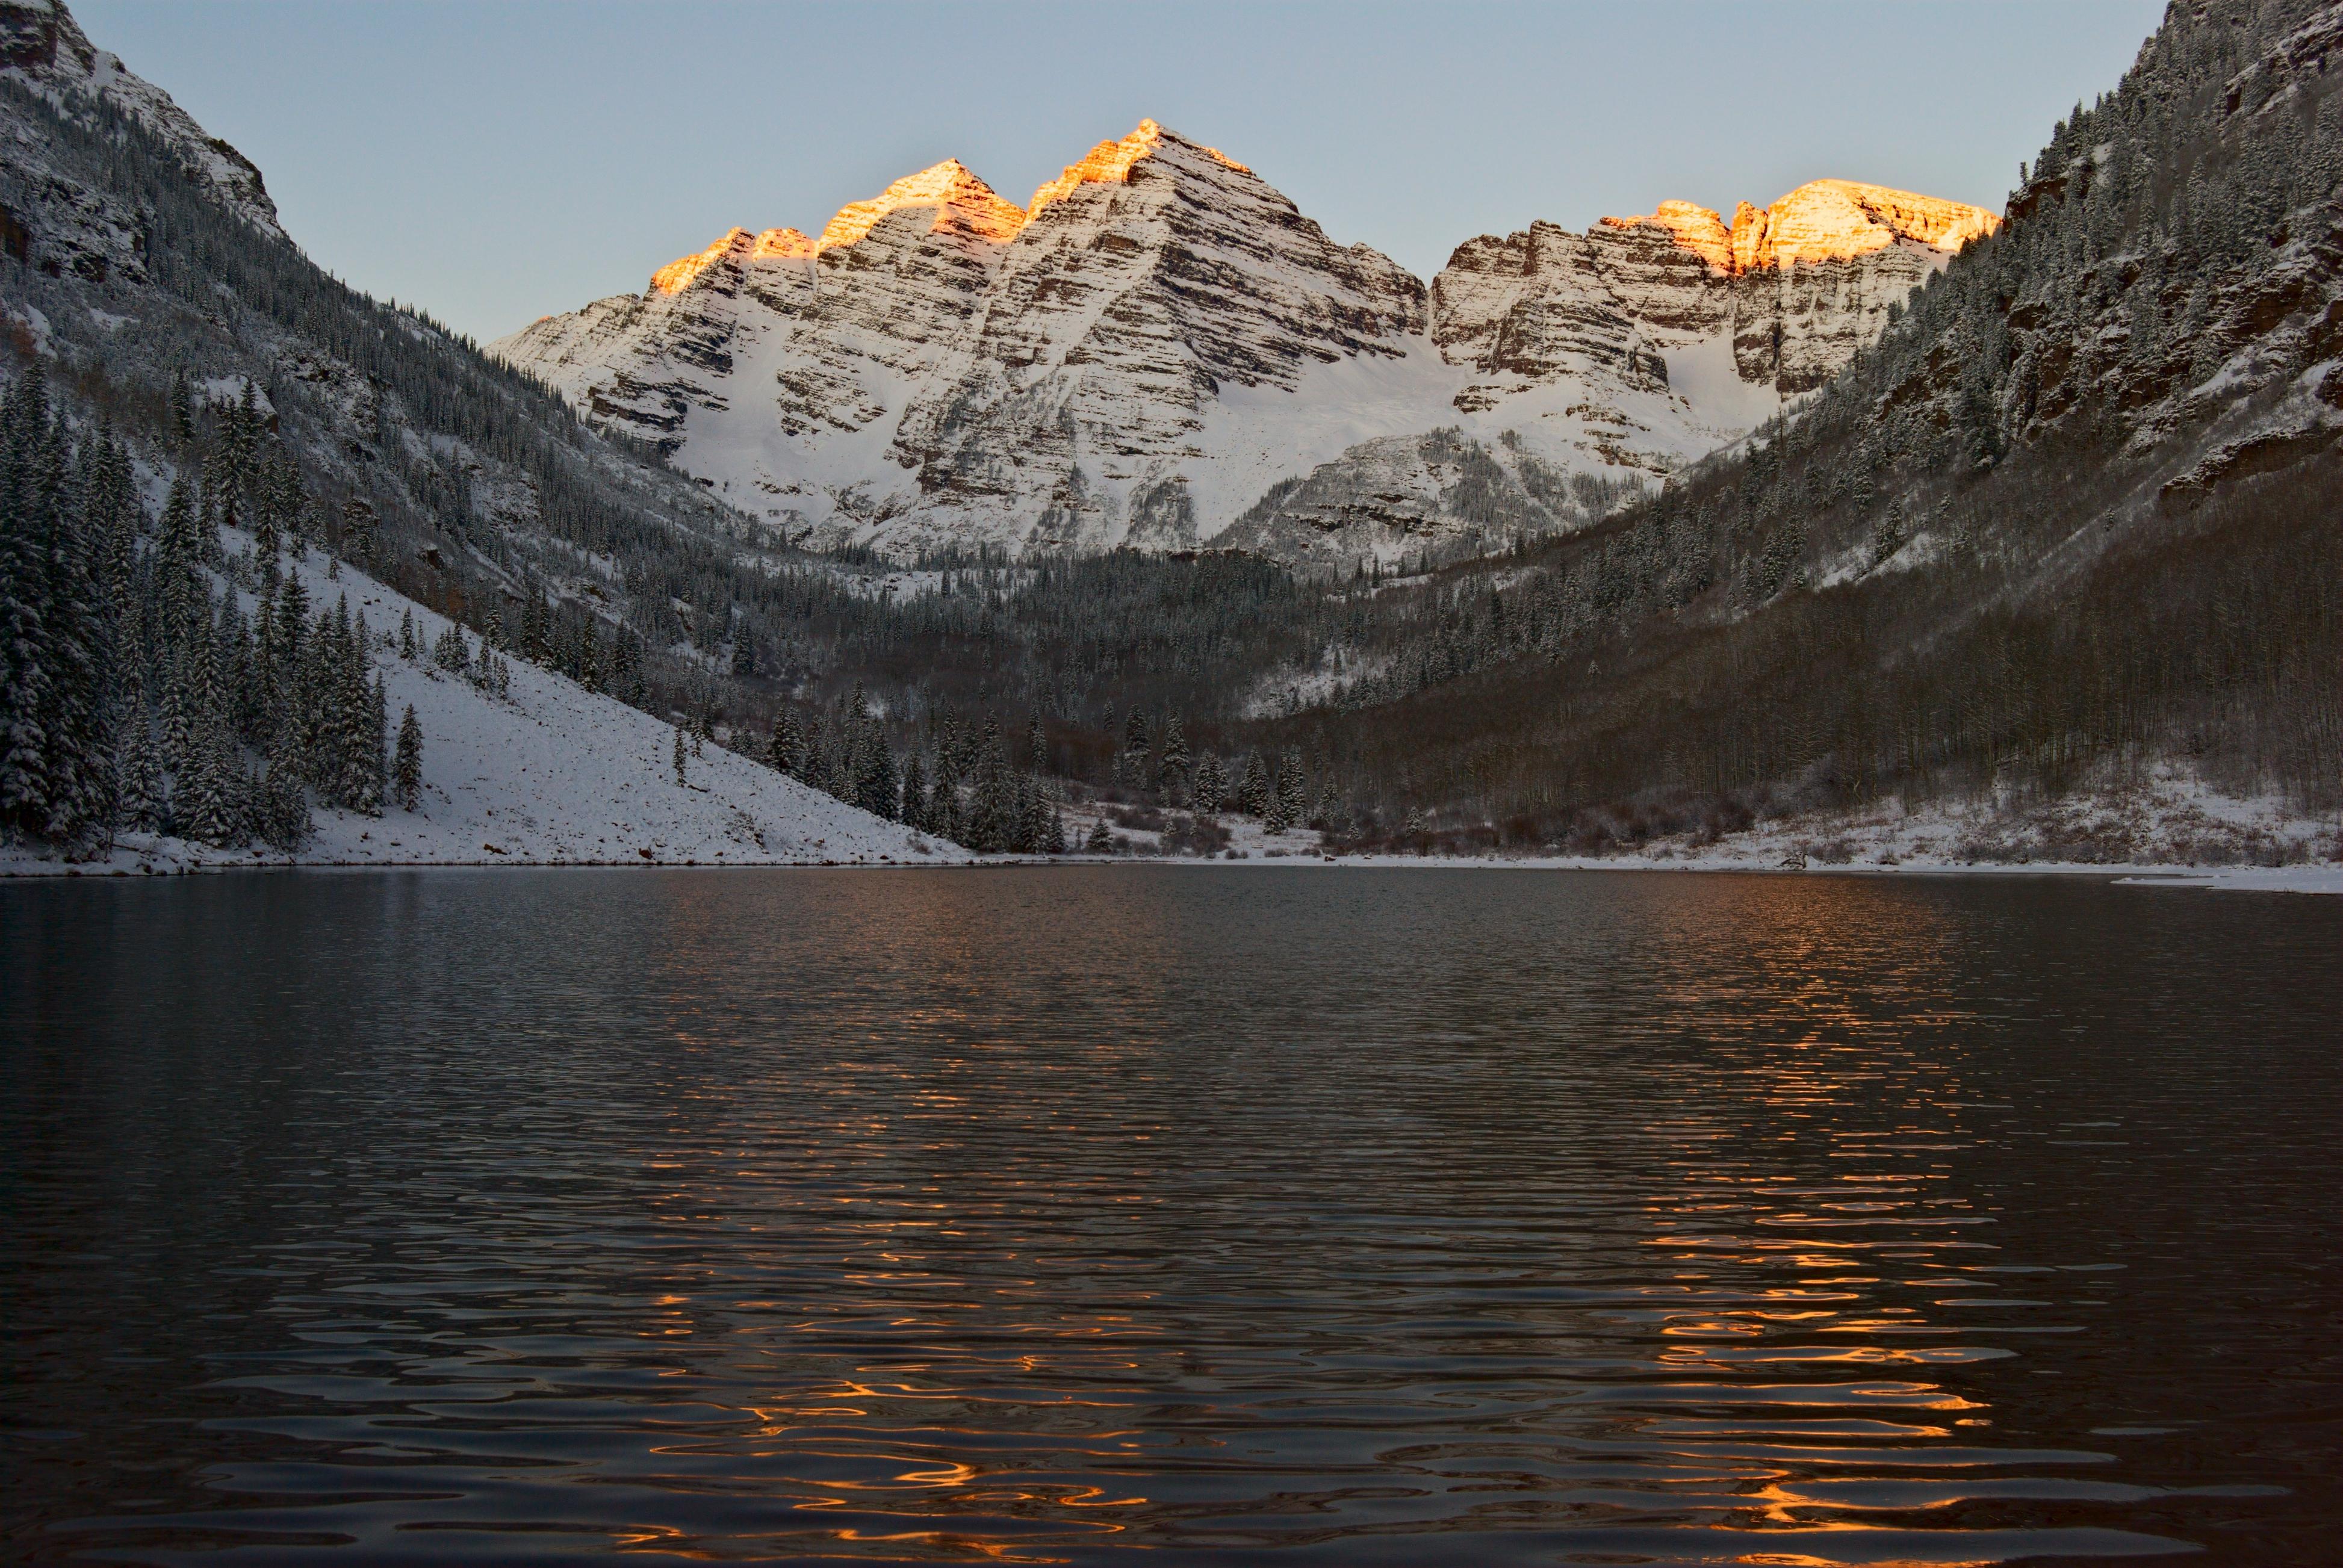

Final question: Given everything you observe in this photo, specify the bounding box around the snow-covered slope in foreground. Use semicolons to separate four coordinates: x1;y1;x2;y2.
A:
1;544;962;875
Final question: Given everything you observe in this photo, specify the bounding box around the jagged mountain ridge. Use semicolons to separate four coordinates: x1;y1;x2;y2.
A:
491;126;1997;565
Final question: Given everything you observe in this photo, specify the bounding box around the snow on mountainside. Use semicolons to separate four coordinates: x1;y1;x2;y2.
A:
0;0;281;237
492;128;1996;566
2;533;961;876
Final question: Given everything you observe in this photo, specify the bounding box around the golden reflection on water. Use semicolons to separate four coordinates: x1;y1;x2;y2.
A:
11;868;2334;1564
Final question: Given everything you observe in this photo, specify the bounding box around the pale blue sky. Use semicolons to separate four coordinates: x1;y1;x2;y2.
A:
77;1;2166;343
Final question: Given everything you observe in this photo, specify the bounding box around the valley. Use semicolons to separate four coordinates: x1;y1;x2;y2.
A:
0;0;2336;880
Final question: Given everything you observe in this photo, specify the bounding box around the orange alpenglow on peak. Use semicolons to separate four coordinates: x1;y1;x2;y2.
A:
815;159;1028;250
644;122;1262;295
1026;119;1250;220
646;164;1026;294
1598;200;1734;268
754;228;816;260
649;229;752;295
1603;180;2000;275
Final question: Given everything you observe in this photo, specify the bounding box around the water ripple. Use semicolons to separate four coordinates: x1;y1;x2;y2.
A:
4;868;2339;1564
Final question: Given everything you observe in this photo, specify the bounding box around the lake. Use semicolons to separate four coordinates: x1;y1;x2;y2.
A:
4;867;2338;1565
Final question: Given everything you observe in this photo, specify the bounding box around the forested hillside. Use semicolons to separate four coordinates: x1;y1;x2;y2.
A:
1212;0;2343;851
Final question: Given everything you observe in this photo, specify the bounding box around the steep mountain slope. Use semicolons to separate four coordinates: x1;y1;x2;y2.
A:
1226;0;2342;852
492;129;1994;565
1220;182;1998;567
0;0;858;717
0;0;961;865
1;0;279;237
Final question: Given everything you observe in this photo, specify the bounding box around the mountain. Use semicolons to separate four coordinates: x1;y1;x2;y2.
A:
1;0;280;237
491;129;1995;565
1231;0;2342;861
0;0;957;865
7;0;2332;878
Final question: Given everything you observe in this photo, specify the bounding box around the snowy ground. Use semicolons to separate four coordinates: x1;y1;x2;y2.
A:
1;543;964;877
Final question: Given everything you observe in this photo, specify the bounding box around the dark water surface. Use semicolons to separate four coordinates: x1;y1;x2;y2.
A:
4;869;2339;1566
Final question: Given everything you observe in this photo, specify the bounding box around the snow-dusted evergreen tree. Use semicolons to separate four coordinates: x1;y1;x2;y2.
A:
364;669;388;813
393;704;422;811
1119;707;1149;787
1155;713;1189;798
1238;751;1271;817
432;622;468;674
0;370;60;841
117;719;164;834
768;707;804;778
1274;749;1308;831
1191;752;1226;813
899;747;927;829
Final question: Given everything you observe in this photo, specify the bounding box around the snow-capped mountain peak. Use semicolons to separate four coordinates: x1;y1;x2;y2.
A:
491;125;2002;565
1727;179;1999;271
816;157;1028;249
1026;117;1251;218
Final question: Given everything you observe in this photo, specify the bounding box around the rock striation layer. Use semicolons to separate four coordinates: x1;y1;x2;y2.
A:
492;131;1996;565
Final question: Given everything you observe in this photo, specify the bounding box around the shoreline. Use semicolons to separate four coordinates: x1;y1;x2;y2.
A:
7;846;2335;894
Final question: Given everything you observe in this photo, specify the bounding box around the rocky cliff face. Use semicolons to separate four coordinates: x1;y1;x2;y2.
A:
1;0;281;238
492;128;1996;565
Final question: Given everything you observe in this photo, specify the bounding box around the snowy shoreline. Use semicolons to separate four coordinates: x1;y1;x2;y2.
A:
4;518;2330;896
6;844;2334;895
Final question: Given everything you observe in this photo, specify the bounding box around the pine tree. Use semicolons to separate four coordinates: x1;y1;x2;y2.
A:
1085;816;1113;855
1120;705;1150;786
672;725;687;787
118;718;164;834
393;704;422;810
768;707;803;776
169;369;195;449
1238;750;1271;817
1156;713;1190;798
179;719;235;845
362;670;388;813
1192;752;1226;813
899;747;928;829
1275;749;1307;831
256;755;310;851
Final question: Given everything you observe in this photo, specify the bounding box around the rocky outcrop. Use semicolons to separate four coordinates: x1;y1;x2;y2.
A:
1441;180;2003;424
491;130;1996;565
1;0;281;237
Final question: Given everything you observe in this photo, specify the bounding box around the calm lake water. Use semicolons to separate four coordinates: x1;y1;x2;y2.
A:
4;868;2339;1566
